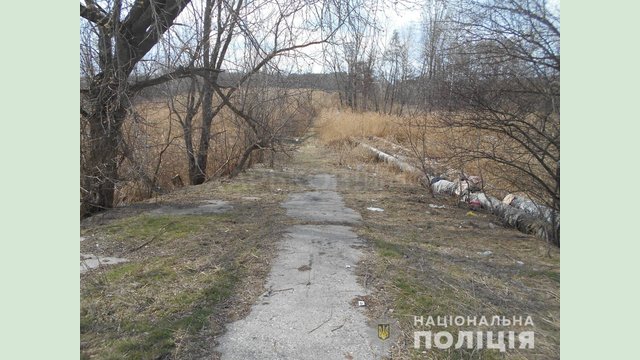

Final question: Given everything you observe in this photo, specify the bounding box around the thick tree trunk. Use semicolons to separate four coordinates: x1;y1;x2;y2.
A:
80;0;193;217
189;0;216;186
81;82;129;218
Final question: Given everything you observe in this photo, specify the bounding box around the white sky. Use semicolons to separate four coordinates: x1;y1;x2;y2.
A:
164;0;558;74
382;1;424;37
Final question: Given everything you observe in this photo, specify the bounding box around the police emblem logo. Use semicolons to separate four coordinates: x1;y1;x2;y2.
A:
377;323;390;340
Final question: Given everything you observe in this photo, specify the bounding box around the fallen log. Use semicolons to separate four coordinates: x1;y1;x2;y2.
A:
359;142;422;175
370;136;441;169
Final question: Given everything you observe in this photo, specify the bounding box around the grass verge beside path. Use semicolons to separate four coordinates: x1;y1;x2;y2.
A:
80;164;307;359
322;141;560;359
80;138;559;359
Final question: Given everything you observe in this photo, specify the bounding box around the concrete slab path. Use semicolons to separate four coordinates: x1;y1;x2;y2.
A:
216;174;389;359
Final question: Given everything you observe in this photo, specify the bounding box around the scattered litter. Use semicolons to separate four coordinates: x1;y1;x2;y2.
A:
367;207;384;212
357;301;366;307
516;261;525;266
345;264;352;269
276;188;282;192
469;199;482;210
478;250;493;256
429;204;446;209
466;211;478;217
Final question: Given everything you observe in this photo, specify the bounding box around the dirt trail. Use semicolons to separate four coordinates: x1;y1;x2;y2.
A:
216;173;389;359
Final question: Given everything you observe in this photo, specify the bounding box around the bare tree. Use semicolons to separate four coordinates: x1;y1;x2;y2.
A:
419;0;452;110
322;0;381;111
80;0;346;215
181;0;343;182
442;0;560;244
381;30;414;115
80;0;210;217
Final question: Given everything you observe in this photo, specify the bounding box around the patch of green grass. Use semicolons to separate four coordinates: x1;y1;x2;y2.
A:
103;258;178;285
103;262;144;282
96;214;231;244
81;210;250;358
80;308;94;334
219;182;254;194
527;269;560;283
394;276;417;296
110;329;174;360
370;235;403;258
82;269;238;360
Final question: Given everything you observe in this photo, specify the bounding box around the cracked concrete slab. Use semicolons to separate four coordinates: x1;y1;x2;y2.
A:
217;174;388;359
282;191;361;224
217;224;388;359
308;174;337;190
80;253;128;273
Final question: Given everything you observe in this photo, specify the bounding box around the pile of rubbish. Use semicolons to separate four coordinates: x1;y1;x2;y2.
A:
355;137;559;246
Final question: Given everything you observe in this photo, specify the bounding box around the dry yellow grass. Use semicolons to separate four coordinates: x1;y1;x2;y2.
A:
116;99;248;204
111;89;316;205
314;109;399;144
313;104;555;207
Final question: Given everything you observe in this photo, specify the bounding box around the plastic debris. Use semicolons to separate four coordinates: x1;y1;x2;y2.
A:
367;207;384;212
432;180;457;195
516;261;525;266
503;194;558;225
428;204;446;209
478;250;493;256
357;301;366;307
466;211;478;217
